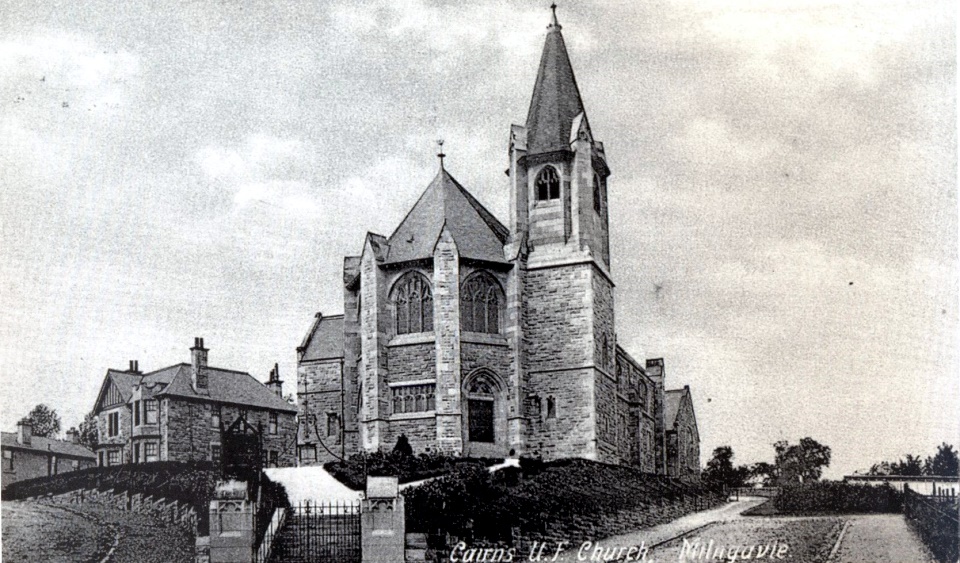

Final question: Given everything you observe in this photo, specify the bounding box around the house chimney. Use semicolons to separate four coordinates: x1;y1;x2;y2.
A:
266;363;283;398
128;360;141;374
17;420;32;446
67;427;80;444
191;337;209;391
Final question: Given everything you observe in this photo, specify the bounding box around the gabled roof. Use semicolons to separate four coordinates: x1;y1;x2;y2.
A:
94;369;140;410
157;364;297;413
525;12;587;155
299;314;345;362
1;433;95;459
384;168;509;265
664;388;687;428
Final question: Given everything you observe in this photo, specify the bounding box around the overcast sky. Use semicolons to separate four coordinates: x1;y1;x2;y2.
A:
0;0;955;478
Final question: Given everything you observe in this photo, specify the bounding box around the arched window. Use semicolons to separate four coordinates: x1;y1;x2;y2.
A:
593;174;603;214
394;272;433;334
535;166;560;201
461;273;502;334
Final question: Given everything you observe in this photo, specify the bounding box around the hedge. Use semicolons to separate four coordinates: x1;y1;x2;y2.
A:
774;481;903;514
324;451;504;491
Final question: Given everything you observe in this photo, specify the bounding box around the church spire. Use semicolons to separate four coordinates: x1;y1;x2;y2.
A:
525;4;585;155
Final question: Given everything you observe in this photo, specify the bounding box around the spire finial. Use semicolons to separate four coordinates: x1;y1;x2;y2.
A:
548;3;560;30
436;139;446;169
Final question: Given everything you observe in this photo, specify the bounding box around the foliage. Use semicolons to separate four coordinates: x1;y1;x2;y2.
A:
393;434;413;456
22;404;62;438
867;443;958;477
324;451;503;491
77;411;99;450
403;457;713;542
774;437;831;484
749;462;777;487
702;446;750;490
924;443;959;477
774;481;902;514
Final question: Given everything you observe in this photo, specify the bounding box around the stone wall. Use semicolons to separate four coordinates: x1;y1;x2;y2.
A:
433;228;463;454
384;417;438;453
298;359;344;465
387;343;436;382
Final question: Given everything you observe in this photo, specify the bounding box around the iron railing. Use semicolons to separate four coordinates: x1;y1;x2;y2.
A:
263;500;361;563
903;486;959;563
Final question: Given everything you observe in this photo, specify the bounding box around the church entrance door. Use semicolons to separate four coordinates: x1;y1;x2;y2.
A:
462;369;507;457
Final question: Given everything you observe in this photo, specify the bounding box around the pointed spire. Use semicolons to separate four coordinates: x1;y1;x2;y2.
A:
525;4;586;155
548;3;560;30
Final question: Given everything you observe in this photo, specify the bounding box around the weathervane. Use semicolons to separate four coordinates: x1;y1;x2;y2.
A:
437;139;446;169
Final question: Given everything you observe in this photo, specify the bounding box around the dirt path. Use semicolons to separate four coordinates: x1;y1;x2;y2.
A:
831;514;936;563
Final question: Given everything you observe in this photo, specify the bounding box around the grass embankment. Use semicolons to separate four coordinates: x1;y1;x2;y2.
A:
403;457;709;543
652;516;844;562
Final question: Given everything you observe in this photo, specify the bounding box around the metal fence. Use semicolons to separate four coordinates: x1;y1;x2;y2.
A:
903;486;959;563
261;500;362;563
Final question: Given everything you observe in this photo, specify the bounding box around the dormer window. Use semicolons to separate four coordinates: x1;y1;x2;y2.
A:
394;272;434;335
535;166;560;201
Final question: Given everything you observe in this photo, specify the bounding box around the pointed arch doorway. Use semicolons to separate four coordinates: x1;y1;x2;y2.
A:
462;369;508;457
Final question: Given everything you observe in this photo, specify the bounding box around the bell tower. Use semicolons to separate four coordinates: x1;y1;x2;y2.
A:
510;6;618;462
509;4;611;269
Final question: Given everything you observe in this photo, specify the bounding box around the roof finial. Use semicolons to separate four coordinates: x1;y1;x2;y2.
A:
436;139;446;169
548;3;561;30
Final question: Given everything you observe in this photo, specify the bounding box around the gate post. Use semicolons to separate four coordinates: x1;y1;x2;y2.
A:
209;480;254;563
362;476;405;563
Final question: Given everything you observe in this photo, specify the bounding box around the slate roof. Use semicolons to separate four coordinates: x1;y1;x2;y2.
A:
299;314;345;362
1;433;95;459
525;15;586;155
156;364;297;413
664;389;686;428
384;168;509;265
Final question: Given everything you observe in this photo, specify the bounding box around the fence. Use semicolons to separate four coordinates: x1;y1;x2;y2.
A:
903;486;959;563
261;500;361;563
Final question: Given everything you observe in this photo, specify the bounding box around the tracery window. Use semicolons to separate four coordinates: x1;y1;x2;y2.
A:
460;274;502;334
535;166;560;201
394;272;434;335
391;384;436;414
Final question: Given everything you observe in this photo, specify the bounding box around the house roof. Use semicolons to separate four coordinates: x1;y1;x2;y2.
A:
384;167;509;265
299;314;345;362
664;388;686;428
525;13;587;155
156;364;297;413
1;433;95;459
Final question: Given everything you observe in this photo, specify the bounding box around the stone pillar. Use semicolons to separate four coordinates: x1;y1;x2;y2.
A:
208;480;253;563
433;227;463;454
361;477;405;563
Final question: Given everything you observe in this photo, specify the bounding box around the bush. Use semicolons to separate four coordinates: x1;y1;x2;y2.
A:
324;451;503;491
775;481;902;514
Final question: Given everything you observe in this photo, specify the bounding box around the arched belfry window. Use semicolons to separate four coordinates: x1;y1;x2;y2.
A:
394;272;433;334
593;174;603;214
461;273;502;334
535;166;560;201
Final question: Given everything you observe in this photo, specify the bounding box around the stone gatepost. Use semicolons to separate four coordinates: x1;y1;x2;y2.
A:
362;476;405;563
208;480;254;563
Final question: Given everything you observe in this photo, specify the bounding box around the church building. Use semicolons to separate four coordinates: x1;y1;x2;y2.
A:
297;8;700;479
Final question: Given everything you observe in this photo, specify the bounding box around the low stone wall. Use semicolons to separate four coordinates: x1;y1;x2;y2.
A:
33;487;199;533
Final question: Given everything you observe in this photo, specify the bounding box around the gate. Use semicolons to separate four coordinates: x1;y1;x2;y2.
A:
266;501;361;563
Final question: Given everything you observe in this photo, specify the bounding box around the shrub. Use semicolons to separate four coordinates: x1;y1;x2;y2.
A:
775;481;902;514
324;451;503;491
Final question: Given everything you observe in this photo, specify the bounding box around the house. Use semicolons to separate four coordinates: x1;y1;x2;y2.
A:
295;8;700;480
1;421;95;490
663;385;701;481
91;338;298;468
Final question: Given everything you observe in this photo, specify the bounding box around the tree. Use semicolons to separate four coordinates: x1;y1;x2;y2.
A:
749;462;777;487
77;411;99;449
702;446;749;489
924;443;959;477
892;454;924;476
774;437;831;484
23;404;61;438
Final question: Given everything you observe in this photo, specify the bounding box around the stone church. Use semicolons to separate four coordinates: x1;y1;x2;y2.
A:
297;8;700;479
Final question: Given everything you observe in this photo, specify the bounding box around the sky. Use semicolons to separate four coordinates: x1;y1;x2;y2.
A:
0;0;955;479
